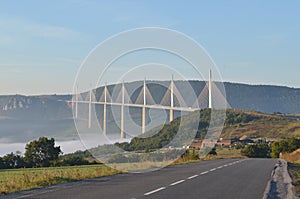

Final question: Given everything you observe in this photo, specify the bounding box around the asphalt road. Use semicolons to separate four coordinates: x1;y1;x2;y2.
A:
4;158;277;199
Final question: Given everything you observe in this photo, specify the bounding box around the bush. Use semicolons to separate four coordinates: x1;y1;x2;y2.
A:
241;143;271;158
271;138;300;158
61;156;89;166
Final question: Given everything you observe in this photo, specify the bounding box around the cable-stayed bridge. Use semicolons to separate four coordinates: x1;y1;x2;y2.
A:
71;71;228;139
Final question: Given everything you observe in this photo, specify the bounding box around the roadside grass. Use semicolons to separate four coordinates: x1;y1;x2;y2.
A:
173;147;245;164
108;161;173;172
216;147;241;156
281;149;300;196
282;149;300;164
0;164;119;195
287;163;300;197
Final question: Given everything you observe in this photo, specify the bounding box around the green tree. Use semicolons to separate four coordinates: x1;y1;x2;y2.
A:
0;157;4;169
2;152;25;168
271;138;300;158
241;143;271;158
24;137;62;167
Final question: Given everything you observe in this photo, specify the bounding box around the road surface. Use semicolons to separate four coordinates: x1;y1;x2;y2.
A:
4;158;277;199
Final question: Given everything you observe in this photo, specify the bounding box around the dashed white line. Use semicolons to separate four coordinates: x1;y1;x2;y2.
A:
187;175;199;180
143;160;245;197
200;171;209;175
144;187;166;196
170;180;185;186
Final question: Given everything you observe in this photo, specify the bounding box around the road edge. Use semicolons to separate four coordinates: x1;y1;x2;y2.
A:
262;159;298;199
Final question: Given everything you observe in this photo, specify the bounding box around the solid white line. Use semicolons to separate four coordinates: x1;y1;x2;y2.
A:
187;175;199;180
200;171;209;175
170;180;185;186
210;168;216;171
144;187;166;196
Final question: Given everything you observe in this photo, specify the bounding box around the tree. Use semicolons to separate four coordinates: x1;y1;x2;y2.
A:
2;152;25;169
0;157;5;169
271;138;300;158
24;137;62;167
241;143;271;158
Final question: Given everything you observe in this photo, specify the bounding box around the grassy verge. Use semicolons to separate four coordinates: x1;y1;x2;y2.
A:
287;163;300;197
281;149;300;196
0;164;119;195
173;147;245;164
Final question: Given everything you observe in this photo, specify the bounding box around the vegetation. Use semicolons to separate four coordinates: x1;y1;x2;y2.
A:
268;139;300;197
280;148;300;197
24;137;62;167
271;138;300;158
287;163;300;197
0;165;119;194
241;143;271;158
2;109;300;194
0;152;25;169
0;137;96;170
113;109;300;153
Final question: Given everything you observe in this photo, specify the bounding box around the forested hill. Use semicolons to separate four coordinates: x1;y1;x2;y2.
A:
115;108;300;152
224;82;300;114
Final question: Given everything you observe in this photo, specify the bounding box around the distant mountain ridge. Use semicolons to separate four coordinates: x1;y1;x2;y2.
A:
1;81;300;120
0;81;299;144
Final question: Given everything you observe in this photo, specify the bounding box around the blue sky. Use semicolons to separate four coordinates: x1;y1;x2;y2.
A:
0;0;299;95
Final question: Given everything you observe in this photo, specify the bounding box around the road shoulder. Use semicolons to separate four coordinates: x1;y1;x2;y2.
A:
263;159;298;199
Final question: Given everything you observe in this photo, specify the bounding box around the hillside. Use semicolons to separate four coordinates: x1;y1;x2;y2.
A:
115;109;300;151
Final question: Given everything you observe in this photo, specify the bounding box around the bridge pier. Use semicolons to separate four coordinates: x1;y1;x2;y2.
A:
103;84;107;136
120;82;125;139
142;79;146;134
142;107;146;134
209;69;212;109
88;89;92;128
75;86;78;119
170;75;174;122
170;109;173;122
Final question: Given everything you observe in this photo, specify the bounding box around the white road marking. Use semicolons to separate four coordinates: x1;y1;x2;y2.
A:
187;175;199;180
170;180;185;186
144;187;166;196
200;171;209;175
143;160;245;197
